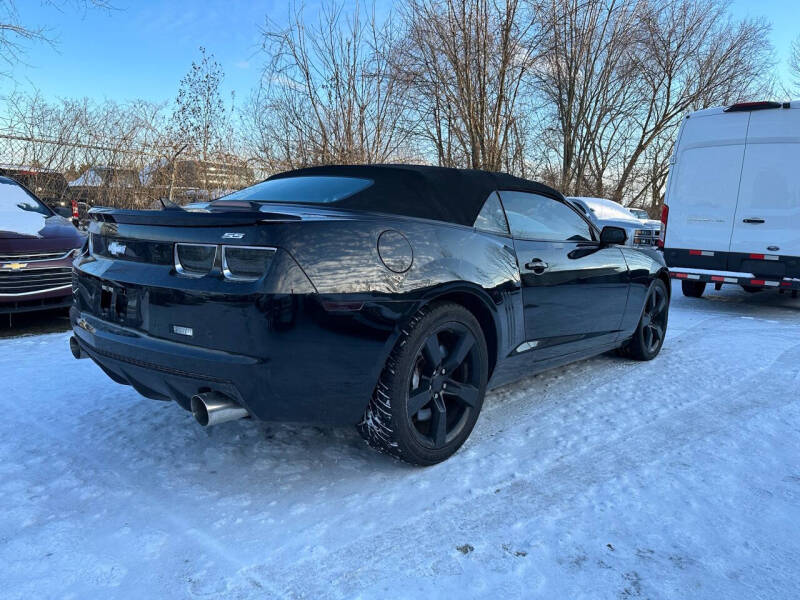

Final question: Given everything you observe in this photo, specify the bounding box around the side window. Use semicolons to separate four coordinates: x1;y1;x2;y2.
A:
499;191;594;242
473;192;510;235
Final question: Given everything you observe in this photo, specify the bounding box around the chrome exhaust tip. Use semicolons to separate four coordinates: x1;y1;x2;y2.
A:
190;392;249;427
69;336;86;359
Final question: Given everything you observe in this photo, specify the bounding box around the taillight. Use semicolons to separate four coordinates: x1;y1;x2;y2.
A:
174;243;217;277
221;246;276;281
71;198;79;219
657;204;668;249
173;243;276;280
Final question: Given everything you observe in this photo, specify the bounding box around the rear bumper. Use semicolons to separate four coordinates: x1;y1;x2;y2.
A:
71;307;259;412
70;295;399;425
669;268;800;291
663;247;800;279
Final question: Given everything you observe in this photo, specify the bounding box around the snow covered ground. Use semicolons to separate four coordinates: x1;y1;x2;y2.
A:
2;281;799;599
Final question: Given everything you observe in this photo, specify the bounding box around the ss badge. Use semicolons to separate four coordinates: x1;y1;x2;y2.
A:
222;232;245;239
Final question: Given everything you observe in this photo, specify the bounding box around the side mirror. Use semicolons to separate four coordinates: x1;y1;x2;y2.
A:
600;226;627;246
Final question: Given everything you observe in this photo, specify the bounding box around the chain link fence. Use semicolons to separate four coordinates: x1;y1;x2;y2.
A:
0;130;266;211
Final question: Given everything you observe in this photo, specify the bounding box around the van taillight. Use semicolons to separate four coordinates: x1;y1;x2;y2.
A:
71;198;79;219
657;204;668;248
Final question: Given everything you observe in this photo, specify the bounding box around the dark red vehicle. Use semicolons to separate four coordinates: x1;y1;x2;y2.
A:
0;176;85;314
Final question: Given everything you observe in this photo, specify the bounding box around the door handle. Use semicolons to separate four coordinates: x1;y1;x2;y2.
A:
525;258;548;274
742;218;765;224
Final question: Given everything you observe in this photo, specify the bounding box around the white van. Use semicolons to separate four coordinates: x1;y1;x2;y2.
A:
661;101;800;297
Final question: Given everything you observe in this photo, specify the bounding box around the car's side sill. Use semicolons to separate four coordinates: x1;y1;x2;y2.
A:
488;341;623;391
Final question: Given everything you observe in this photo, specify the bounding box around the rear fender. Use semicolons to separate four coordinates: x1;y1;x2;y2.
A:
363;281;517;393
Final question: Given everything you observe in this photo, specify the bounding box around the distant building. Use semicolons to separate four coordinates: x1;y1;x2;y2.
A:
68;166;142;207
140;158;254;203
69;166;141;188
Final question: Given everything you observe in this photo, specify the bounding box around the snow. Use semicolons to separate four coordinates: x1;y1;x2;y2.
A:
2;281;799;599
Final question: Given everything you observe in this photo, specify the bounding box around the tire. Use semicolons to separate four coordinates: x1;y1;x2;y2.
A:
681;280;705;298
619;279;669;361
357;302;489;466
741;285;762;294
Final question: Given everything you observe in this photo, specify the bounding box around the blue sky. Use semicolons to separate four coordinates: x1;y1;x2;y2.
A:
3;0;288;106
2;0;797;106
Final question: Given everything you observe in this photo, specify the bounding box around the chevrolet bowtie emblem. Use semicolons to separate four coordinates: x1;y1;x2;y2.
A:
2;262;27;270
107;241;127;256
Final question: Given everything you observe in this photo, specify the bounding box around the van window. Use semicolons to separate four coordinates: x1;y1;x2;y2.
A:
673;146;745;211
738;144;800;211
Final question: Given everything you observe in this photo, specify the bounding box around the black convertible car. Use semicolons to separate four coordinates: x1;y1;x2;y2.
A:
70;165;670;464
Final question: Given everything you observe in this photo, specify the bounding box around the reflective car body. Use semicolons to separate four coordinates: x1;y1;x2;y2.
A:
0;176;85;314
71;165;669;425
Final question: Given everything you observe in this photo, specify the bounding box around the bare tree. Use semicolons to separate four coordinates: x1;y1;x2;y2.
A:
789;35;800;96
0;1;111;73
170;48;228;163
532;0;772;208
610;0;772;205
169;47;231;192
0;0;779;212
532;0;641;195
247;1;412;170
0;90;174;208
397;0;542;173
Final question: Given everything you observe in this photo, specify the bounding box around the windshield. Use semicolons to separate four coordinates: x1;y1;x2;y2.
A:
219;176;374;205
0;179;52;217
579;197;636;221
629;208;649;219
0;178;53;237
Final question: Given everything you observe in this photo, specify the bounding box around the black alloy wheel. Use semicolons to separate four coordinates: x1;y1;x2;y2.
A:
619;279;669;361
641;283;668;354
358;303;488;465
406;323;482;449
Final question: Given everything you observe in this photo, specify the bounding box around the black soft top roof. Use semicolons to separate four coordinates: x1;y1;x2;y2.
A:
267;164;564;227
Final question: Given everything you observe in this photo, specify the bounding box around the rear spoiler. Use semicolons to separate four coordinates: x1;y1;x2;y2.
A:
88;207;302;227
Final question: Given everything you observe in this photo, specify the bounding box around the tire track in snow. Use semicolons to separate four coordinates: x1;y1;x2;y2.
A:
0;393;284;599
226;325;800;597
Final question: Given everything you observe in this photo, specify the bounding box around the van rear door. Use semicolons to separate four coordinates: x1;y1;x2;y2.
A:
729;106;800;261
665;110;749;253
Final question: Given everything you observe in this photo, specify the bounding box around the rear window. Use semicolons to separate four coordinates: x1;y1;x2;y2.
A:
220;176;374;205
0;179;52;217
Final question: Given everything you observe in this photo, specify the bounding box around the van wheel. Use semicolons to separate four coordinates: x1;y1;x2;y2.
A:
357;303;488;466
681;280;705;298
